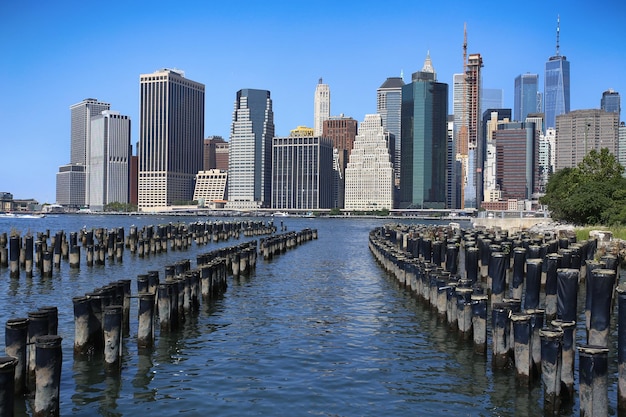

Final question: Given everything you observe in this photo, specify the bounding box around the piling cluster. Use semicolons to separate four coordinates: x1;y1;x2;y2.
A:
259;228;318;260
369;223;622;416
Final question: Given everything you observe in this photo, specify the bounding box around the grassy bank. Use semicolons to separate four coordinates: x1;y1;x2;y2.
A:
576;226;626;241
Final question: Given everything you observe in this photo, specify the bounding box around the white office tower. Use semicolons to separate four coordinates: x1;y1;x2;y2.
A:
138;69;205;210
314;78;330;136
70;98;111;165
227;89;275;209
344;114;394;210
88;111;131;211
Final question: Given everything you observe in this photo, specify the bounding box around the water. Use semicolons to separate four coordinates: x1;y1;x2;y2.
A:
0;214;617;416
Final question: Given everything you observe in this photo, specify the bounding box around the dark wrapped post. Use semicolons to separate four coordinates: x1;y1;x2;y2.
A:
489;252;507;304
5;317;28;394
73;296;90;354
551;319;576;401
137;292;155;349
445;243;458;275
540;327;563;415
103;305;123;373
511;247;526;300
492;305;510;368
527;308;545;377
588;268;616;347
0;356;18;416
545;253;561;321
25;235;34;277
33;335;62;417
157;284;171;331
9;235;20;278
578;345;609;417
585;260;605;339
511;313;532;384
524;258;542;310
557;268;579;322
27;310;49;388
465;246;479;284
456;287;473;337
619;285;626;412
471;294;488;354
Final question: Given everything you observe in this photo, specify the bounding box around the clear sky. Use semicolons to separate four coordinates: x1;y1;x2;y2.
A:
1;0;625;204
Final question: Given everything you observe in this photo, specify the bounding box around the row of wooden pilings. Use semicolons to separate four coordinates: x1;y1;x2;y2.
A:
369;223;623;417
0;220;277;278
259;228;318;260
1;227;316;416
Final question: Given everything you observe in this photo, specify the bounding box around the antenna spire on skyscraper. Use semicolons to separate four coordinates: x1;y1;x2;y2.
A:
555;15;560;57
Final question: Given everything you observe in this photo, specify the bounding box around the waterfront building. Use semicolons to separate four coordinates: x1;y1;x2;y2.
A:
314;79;330;137
555;109;619;170
481;109;511;204
271;134;333;210
130;155;138;206
544;16;570;129
70;98;111;165
400;53;448;209
193;169;228;205
322;115;358;208
203;136;229;171
377;77;404;184
138;69;205;210
447;116;461;209
88;111;131;211
494;122;538;201
56;164;86;208
344;114;394;210
601;89;621;115
514;73;540;122
227;89;275;209
481;88;504;120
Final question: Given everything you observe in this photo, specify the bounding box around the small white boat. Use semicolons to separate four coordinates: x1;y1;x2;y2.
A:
272;212;289;217
0;213;46;219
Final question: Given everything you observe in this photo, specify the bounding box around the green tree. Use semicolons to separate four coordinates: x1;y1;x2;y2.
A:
540;148;626;225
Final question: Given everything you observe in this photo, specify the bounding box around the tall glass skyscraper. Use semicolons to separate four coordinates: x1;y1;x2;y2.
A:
601;89;621;115
514;73;539;122
227;89;275;209
544;17;570;129
377;77;404;185
400;53;448;209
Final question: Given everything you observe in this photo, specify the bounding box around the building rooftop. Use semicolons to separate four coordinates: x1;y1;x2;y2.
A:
379;77;405;89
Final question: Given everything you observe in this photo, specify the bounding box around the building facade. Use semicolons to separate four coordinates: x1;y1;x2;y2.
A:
271;135;333;210
544;17;570;129
400;53;448;209
193;169;228;204
481;88;504;119
555;109;619;171
314;79;330;137
227;89;275;209
344;114;394;210
88;111;131;211
70;98;111;165
203;136;229;171
619;122;626;178
376;77;404;184
481;109;511;203
56;164;86;208
494;122;538;201
138;69;205;210
514;73;540;122
601;89;621;115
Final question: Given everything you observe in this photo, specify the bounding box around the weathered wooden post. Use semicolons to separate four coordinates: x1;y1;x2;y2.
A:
0;356;18;416
103;305;123;373
524;258;542;310
551;319;576;401
588;268;616;347
9;235;20;278
540;327;563;415
578;345;609;417
33;335;62;417
137;292;155;349
557;268;579;322
471;294;488;354
511;312;532;384
24;235;34;277
5;317;28;394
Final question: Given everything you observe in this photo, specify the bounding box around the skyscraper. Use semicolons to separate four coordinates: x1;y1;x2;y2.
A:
323;115;358;209
271;133;333;210
544;16;570;129
481;109;511;204
88;111;131;211
464;53;483;209
400;53;448;209
481;88;504;118
138;69;205;210
70;98;110;165
227;89;275;209
314;79;330;136
601;89;621;115
555;109;619;171
494;122;538;200
203;136;229;171
344;114;394;210
514;73;540;122
377;77;404;184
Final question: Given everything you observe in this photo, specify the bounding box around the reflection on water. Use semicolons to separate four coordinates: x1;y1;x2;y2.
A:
0;215;605;415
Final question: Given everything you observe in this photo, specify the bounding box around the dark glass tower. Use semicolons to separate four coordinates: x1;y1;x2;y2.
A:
544;16;570;129
601;89;621;115
400;53;448;209
514;73;539;122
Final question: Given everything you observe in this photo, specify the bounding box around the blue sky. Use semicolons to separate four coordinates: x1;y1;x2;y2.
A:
1;0;625;204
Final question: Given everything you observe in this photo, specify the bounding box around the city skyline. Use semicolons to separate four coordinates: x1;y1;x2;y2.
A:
1;1;625;203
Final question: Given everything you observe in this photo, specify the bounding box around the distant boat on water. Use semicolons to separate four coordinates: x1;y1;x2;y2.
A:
272;212;289;217
0;213;46;219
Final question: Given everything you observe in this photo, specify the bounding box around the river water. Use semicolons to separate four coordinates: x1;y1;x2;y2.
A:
0;214;619;416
